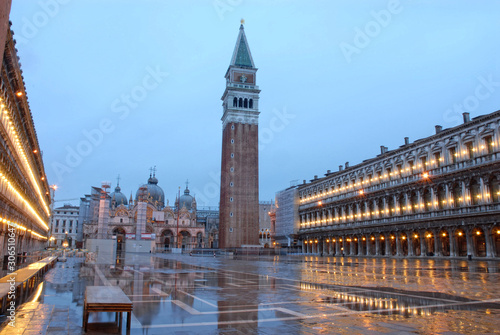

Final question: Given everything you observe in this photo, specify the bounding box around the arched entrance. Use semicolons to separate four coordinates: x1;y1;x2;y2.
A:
439;230;450;256
400;233;408;256
389;234;397;256
369;235;376;255
472;227;486;257
493;226;500;257
196;232;203;248
180;231;191;250
112;227;126;252
455;229;467;257
161;230;174;250
412;232;421;256
425;231;435;256
379;235;386;256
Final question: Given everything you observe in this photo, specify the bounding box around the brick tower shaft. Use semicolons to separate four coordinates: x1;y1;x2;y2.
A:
219;23;260;248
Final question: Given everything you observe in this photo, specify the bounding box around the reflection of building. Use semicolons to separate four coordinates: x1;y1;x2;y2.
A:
298;112;500;258
219;23;260;248
0;14;52;256
81;174;218;251
51;205;79;247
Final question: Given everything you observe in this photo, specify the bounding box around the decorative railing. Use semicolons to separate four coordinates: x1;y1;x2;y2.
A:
299;203;500;232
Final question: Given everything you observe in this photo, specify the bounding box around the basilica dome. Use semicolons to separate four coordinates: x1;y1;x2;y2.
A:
109;185;128;207
179;186;195;210
135;174;165;205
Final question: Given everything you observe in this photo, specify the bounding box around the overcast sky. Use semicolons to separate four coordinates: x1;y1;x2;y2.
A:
9;0;500;207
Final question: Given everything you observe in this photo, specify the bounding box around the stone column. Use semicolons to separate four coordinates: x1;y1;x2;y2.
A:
464;180;472;206
420;232;427;256
384;235;391;256
336;239;340;255
408;232;415;256
434;229;441;256
358;236;363;255
431;187;437;211
485;226;495;257
404;193;410;214
375;236;380;256
448;228;456;257
445;183;452;208
302;241;306;253
350;237;356;255
396;234;402;256
466;229;474;257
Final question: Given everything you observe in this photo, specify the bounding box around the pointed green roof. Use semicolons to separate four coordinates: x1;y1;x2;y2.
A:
230;24;255;68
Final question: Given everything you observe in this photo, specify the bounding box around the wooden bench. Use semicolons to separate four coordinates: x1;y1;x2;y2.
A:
0;255;58;314
83;286;133;332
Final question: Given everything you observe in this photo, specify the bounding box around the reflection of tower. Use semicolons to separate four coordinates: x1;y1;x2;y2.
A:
219;21;260;248
136;186;148;241
97;181;110;239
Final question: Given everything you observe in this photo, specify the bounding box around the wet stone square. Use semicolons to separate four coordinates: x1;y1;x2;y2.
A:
1;253;499;334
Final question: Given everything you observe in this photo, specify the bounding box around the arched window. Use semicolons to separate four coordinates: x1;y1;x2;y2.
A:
244;98;248;108
453;183;462;206
249;99;253;108
423;188;432;211
233;97;237;107
438;185;446;209
490;176;500;202
410;191;418;213
388;197;394;216
238;98;243;107
398;194;405;214
470;178;480;205
377;198;384;216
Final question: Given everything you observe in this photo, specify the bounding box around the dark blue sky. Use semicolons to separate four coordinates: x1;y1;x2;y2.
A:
9;0;500;206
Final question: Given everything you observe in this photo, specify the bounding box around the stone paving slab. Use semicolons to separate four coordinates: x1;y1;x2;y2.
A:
0;254;499;334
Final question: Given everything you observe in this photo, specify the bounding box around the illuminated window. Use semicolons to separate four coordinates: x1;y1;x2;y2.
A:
434;152;441;167
420;156;427;169
448;147;457;163
484;136;493;154
465;142;474;159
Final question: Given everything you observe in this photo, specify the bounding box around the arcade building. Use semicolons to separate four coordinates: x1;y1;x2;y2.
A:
298;111;500;259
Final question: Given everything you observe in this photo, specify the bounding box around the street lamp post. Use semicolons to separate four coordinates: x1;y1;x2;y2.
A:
48;185;58;249
62;233;69;262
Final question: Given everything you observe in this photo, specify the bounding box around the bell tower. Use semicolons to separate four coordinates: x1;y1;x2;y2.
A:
219;22;260;248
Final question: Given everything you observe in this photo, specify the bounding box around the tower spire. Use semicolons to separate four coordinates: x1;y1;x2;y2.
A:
230;21;255;68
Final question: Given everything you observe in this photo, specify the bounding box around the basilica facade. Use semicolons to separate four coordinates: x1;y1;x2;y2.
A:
80;174;210;251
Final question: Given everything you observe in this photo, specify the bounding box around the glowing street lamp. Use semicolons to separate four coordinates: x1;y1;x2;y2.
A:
62;234;69;262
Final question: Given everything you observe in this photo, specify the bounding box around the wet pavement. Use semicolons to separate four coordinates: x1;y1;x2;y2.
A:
0;252;499;334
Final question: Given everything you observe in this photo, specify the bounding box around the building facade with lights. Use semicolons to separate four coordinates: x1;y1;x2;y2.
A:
51;205;79;248
0;24;51;259
298;111;500;259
